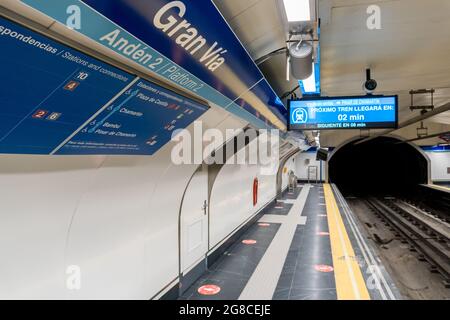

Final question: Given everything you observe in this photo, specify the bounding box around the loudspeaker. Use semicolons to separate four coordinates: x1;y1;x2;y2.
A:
316;148;328;161
289;41;313;80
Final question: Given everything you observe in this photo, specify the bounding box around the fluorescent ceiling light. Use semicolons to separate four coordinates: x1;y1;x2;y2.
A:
301;64;316;92
283;0;311;22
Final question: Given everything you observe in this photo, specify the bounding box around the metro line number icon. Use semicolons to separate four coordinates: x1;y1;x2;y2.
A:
292;108;308;124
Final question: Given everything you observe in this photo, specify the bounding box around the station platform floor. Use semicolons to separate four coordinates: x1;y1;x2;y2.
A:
180;184;402;300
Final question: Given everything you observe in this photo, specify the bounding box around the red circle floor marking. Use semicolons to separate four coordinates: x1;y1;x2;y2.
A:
242;239;257;245
317;232;330;236
258;223;271;227
314;265;334;273
198;284;221;296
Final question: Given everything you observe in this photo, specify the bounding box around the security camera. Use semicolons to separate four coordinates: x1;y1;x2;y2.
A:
363;68;377;94
364;78;378;94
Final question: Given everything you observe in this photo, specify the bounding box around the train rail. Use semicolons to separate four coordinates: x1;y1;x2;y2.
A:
400;185;450;222
365;197;450;287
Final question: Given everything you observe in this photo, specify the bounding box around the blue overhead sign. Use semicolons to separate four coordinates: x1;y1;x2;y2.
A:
56;79;208;155
0;16;134;154
21;0;287;130
0;16;208;156
289;96;398;130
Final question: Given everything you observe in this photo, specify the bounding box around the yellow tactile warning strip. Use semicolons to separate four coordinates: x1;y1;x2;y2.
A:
323;184;371;300
429;184;450;192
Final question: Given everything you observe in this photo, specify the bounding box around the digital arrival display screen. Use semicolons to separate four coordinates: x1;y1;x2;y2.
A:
289;96;398;130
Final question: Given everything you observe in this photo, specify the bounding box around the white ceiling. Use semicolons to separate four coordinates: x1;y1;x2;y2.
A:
214;0;450;146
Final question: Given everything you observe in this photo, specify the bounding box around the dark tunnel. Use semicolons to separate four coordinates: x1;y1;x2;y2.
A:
328;137;429;196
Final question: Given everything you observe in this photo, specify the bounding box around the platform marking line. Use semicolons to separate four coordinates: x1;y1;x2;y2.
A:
324;184;370;300
332;184;396;300
259;214;307;225
277;199;296;204
238;185;311;300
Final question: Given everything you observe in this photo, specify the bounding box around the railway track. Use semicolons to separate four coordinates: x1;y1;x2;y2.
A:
399;197;450;224
401;186;450;222
365;197;450;288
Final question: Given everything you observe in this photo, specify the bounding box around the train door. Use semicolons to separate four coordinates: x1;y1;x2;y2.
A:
180;165;209;280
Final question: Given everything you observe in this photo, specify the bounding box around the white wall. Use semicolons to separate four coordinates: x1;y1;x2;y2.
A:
295;151;326;182
208;136;279;249
0;105;247;299
425;151;450;182
281;154;298;190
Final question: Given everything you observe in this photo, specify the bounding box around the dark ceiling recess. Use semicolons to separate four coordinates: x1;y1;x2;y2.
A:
329;137;428;196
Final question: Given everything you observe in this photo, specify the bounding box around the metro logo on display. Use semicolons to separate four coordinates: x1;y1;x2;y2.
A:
289;95;398;130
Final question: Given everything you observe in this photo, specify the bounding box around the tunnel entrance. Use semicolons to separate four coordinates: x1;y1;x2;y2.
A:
328;137;429;196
